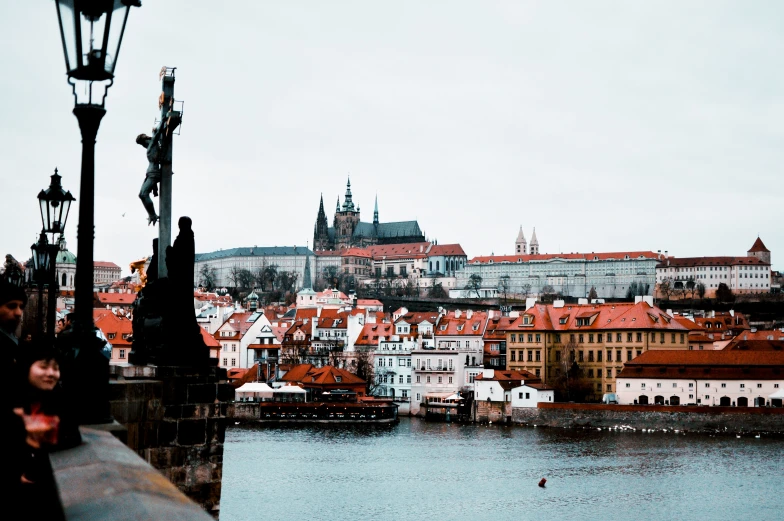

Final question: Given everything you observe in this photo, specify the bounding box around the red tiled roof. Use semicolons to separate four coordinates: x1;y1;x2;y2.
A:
96;293;136;305
355;323;395;346
671;316;703;331
94;311;133;347
341;248;372;258
214;312;263;340
484;316;518;340
366;242;431;260
657;256;769;267
396;312;440;325
200;326;220;348
429;244;466;256
94;261;121;269
618;350;784;379
435;311;488;336
621;349;784;366
357;299;383;307
280;364;314;382
302;365;365;386
748;237;770;253
469;251;659;264
502;301;687;332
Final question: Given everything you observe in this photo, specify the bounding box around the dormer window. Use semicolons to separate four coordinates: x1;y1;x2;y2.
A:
335;376;342;383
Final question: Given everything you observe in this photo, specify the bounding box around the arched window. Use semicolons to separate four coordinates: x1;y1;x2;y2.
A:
62;273;67;286
669;395;680;406
654;395;664;405
719;396;731;407
737;397;748;407
638;395;649;405
436;261;440;271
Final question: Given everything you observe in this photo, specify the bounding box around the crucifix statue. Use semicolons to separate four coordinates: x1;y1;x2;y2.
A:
137;66;181;278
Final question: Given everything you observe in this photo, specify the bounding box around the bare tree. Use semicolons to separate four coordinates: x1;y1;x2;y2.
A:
354;346;381;395
540;284;556;303
262;264;279;291
237;269;255;291
696;282;706;300
198;265;217;291
227;266;242;289
657;277;673;300
588;286;598;301
428;282;446;299
685;277;696;300
499;275;511;304
465;274;482;298
553;339;592;402
520;283;532;299
716;282;734;303
275;271;298;294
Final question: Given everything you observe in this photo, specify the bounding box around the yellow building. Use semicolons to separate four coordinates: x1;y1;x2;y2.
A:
503;300;689;399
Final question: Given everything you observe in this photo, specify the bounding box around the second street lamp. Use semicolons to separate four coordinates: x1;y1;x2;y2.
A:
38;168;75;340
54;0;141;425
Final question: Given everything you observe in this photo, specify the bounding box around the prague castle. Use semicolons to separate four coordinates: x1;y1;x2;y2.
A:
313;178;425;251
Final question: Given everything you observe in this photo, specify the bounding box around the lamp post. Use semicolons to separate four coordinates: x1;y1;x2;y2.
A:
38;168;75;340
31;232;52;339
54;0;141;424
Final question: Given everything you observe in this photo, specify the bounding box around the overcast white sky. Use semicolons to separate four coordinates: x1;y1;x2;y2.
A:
2;1;782;276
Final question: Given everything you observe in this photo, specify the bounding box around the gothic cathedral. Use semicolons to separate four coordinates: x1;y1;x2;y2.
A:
313;178;425;251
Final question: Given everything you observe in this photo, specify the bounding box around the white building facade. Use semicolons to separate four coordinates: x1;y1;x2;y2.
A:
455;251;660;299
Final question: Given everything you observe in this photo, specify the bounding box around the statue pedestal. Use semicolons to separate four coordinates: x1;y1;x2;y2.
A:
109;363;233;516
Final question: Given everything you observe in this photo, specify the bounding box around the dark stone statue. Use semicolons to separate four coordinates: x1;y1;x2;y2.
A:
136;126;164;226
130;218;211;366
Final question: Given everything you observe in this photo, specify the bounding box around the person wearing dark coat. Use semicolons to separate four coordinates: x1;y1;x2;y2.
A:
0;281;28;507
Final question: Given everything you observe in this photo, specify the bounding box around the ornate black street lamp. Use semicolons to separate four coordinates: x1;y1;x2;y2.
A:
31;232;52;339
54;0;141;424
38;168;75;340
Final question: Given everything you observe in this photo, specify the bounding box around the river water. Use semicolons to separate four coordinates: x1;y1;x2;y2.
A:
220;418;783;521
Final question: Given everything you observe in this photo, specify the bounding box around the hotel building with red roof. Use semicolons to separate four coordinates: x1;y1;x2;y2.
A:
616;350;784;407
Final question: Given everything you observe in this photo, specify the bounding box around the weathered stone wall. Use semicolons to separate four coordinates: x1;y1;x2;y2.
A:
109;365;233;517
474;401;512;423
50;428;214;521
505;403;784;434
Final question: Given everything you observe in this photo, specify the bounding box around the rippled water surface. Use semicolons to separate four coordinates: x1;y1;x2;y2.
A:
220;418;783;521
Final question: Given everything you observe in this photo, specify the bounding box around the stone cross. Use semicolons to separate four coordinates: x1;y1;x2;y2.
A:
155;67;181;277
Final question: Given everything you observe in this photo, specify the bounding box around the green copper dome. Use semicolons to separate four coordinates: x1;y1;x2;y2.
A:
56;248;77;265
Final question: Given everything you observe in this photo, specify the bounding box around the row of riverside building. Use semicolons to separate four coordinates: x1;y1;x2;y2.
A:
93;286;783;416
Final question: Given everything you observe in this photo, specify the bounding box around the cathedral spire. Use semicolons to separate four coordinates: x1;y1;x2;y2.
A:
342;176;355;212
302;250;313;290
373;194;379;225
530;227;539;255
515;225;527;255
336;196;340;213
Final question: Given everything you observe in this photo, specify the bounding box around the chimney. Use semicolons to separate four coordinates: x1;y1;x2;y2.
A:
467;309;473;319
455;309;461;318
